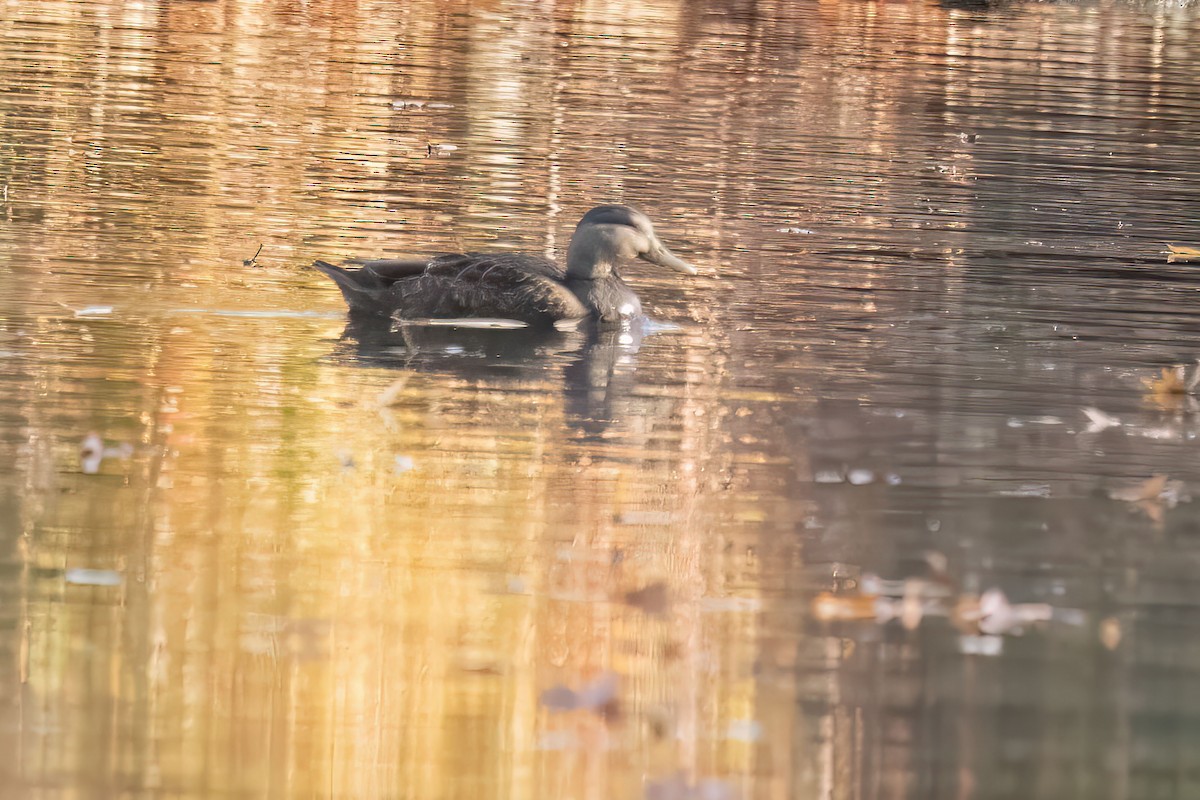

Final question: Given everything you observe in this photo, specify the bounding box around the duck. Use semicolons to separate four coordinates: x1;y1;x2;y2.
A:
312;204;695;327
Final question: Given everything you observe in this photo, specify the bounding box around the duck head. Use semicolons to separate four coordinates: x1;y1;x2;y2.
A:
565;205;696;280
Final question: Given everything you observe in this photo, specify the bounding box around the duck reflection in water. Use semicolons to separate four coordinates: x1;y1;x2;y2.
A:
329;315;665;436
333;314;589;372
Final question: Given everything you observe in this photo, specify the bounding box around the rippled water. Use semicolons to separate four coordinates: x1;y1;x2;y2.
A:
3;0;1200;797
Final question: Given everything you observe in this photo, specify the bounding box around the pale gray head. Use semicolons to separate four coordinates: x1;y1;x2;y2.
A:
565;205;696;280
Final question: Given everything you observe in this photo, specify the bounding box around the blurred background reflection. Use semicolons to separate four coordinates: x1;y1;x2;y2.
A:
3;0;1200;797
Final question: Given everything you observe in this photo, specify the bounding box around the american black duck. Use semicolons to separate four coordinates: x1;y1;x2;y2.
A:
312;204;695;327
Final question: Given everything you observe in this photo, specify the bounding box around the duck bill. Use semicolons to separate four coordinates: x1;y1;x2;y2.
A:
642;244;697;275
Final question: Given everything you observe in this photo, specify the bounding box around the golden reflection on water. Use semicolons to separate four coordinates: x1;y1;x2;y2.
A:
4;0;1200;797
4;317;775;797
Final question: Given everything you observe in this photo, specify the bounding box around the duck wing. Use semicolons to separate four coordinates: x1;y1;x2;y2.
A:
431;252;567;281
397;252;588;325
348;258;431;283
311;256;463;315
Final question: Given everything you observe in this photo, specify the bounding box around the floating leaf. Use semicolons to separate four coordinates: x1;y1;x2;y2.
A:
65;568;121;586
1141;364;1200;412
811;591;878;621
1143;366;1188;397
1108;474;1169;504
80;432;104;474
80;434;133;474
1082;406;1121;432
1166;244;1200;263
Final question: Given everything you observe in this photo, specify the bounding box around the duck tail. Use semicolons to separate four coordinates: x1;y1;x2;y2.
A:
312;259;350;282
312;260;390;315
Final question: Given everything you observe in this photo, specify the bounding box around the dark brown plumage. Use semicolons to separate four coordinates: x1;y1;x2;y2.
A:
313;205;695;327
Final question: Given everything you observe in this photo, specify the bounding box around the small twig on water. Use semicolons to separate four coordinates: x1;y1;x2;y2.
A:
243;243;263;267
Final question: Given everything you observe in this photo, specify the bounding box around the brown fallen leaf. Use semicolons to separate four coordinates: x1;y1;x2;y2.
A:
1108;474;1169;503
811;591;878;622
1143;366;1188;397
1141;364;1200;412
1166;244;1200;263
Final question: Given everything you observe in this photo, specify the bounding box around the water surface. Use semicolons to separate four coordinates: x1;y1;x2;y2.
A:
3;0;1200;798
